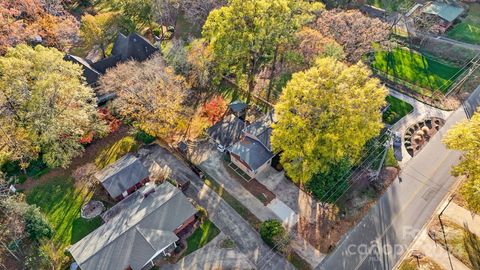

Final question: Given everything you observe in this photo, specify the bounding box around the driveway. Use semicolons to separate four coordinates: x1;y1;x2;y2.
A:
164;233;255;270
140;143;294;270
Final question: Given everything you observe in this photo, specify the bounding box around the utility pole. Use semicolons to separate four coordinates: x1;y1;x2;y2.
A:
438;195;455;270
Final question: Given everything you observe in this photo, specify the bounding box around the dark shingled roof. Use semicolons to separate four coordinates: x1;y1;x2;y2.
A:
94;154;149;199
243;111;276;150
64;54;100;85
65;33;158;88
229;100;248;114
69;183;197;270
229;136;274;171
207;114;245;148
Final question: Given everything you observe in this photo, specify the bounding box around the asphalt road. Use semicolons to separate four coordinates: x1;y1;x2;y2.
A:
317;107;469;270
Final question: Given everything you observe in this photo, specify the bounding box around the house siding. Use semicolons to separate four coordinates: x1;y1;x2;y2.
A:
113;177;150;201
230;153;272;178
173;214;197;235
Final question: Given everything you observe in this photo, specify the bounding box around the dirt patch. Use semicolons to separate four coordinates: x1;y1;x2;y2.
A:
16;125;130;193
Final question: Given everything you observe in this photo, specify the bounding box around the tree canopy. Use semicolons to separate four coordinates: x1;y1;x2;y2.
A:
80;12;119;58
99;54;192;140
444;111;480;213
0;45;106;169
202;0;323;102
0;0;79;55
314;9;390;63
271;57;387;183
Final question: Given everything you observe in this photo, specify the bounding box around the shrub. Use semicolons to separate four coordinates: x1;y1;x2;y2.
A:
305;159;351;203
24;206;52;242
135;130;156;144
259;219;289;252
196;205;208;223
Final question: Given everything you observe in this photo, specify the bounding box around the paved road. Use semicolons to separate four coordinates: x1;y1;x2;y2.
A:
316;107;467;270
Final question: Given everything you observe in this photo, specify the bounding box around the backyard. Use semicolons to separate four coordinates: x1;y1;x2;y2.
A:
383;95;414;125
447;3;480;45
371;48;462;95
366;0;414;12
25;177;102;261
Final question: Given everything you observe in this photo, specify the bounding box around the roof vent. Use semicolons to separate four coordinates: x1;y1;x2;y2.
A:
142;184;155;198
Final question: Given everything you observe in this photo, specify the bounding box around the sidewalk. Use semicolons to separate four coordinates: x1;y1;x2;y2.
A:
444;202;480;236
389;88;452;165
193;143;325;268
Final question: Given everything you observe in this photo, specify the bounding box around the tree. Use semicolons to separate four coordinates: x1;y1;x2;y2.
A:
259;219;290;252
0;45;107;168
305;158;351;203
80;12;119;58
0;0;79;55
443;111;480;213
294;27;344;66
186;39;216;91
202;0;323;103
162;38;190;75
99;54;192;140
314;9;390;63
180;0;226;26
271;57;387;184
202;96;227;124
24;207;52;242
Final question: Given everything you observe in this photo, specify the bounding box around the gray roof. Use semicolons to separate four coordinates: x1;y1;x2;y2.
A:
243;111;276;150
229;100;247;113
94;154;149;199
65;33;158;87
207;114;245;148
69;183;197;270
112;33;158;62
422;2;464;22
229;136;274;171
64;54;100;85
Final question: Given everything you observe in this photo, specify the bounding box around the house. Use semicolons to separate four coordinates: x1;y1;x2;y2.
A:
94;154;150;201
207;114;245;152
228;112;276;178
228;100;248;120
420;1;465;32
65;33;158;102
69;182;197;270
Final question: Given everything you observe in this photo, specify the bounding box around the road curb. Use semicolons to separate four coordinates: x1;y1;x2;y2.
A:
391;176;464;270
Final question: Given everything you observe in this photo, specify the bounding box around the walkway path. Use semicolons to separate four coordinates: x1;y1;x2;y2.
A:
192;142;325;268
389;88;452;165
142;144;293;270
164;233;255;270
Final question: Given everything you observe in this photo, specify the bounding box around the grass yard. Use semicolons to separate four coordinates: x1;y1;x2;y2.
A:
430;219;480;269
447;3;480;45
183;219;220;257
372;48;462;94
26;177;102;247
95;136;139;169
383;95;414;125
367;0;414;12
398;256;443;270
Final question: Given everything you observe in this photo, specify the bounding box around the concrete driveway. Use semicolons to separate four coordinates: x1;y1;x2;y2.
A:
139;143;294;270
164;233;255;270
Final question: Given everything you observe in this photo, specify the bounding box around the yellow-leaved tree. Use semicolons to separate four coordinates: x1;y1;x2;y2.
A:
443;111;480;213
99;54;192;141
271;57;387;184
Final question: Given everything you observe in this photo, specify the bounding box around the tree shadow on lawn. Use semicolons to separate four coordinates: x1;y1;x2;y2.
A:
463;224;480;270
26;177;100;247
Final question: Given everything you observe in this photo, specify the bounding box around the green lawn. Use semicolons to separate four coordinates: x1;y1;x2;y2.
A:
372;48;462;94
183;219;220;257
447;3;480;45
26;177;102;247
383;95;414;124
367;0;414;12
95;136;139;169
